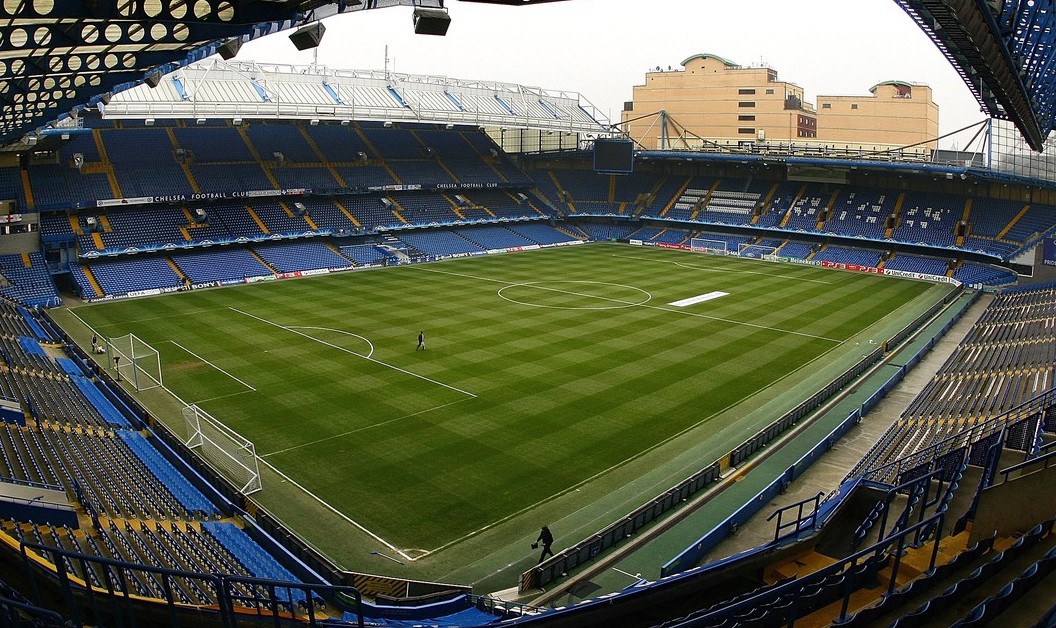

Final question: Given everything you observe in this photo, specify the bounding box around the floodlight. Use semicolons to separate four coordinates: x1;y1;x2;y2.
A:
217;37;243;60
289;22;325;51
413;6;451;36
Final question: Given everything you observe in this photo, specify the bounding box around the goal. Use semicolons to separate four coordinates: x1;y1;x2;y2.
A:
737;243;780;260
107;333;163;392
689;237;729;256
182;404;262;495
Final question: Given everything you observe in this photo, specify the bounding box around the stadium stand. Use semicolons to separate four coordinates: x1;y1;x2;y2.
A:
0;304;346;617
171;247;272;284
397;230;484;257
9;105;1056;628
88;256;182;295
252;241;352;273
0;254;61;308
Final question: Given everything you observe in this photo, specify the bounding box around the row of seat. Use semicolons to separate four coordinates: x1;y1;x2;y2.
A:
45;190;545;258
2;518;285;609
861;284;1056;472
890;521;1055;627
71;223;580;299
24;122;521;211
554;173;1047;261
0;309;314;610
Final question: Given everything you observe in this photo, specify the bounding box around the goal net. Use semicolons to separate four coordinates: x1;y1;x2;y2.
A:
737;243;780;260
182;404;262;495
689;238;729;256
107;333;163;392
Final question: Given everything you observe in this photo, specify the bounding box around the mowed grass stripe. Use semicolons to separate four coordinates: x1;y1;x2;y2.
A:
71;244;940;552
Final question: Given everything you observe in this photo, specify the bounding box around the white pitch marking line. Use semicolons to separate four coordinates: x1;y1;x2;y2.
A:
287;326;375;359
254;454;413;562
612;567;642;580
669;291;729;307
260;398;471;458
608;252;837;284
167;340;257;392
229;308;477;399
418;267;840;343
187;390;256;405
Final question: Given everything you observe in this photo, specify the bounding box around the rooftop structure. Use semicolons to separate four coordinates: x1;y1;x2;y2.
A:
100;59;609;134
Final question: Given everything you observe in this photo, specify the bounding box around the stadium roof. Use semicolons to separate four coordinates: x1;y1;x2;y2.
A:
7;0;1056;152
0;0;568;148
895;0;1056;151
100;59;609;132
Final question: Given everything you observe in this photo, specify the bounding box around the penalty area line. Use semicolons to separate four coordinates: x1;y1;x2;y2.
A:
167;340;257;392
228;307;477;399
260;398;473;458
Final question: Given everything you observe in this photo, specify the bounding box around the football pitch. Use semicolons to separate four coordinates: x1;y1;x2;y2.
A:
60;243;950;574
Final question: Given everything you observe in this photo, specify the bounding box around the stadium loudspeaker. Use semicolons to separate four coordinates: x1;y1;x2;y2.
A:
144;72;161;89
217;37;243;60
289;22;325;51
413;7;451;36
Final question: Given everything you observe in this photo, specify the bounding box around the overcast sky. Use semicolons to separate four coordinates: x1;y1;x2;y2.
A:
239;0;987;149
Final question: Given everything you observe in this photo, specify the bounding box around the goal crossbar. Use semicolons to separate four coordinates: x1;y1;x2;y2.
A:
690;237;729;255
737;243;780;259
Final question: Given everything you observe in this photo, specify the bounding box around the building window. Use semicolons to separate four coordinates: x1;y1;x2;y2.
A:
738;101;756;108
766;89;775;95
738;128;756;134
821;103;832;109
738;115;756;121
851;104;859;109
738;88;756;95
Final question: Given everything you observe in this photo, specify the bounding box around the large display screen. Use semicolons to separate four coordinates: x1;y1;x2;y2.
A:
593;139;634;174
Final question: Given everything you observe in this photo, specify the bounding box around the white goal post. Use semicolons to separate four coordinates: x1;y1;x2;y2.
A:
689;237;729;256
106;333;163;392
182;404;262;495
737;243;780;260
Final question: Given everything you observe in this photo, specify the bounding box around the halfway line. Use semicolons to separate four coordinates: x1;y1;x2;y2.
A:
418;266;840;343
228;307;477;399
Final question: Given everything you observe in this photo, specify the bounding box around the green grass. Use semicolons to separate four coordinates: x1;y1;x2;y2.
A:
65;243;946;561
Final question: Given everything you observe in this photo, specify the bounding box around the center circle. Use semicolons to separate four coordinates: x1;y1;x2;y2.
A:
497;281;652;310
